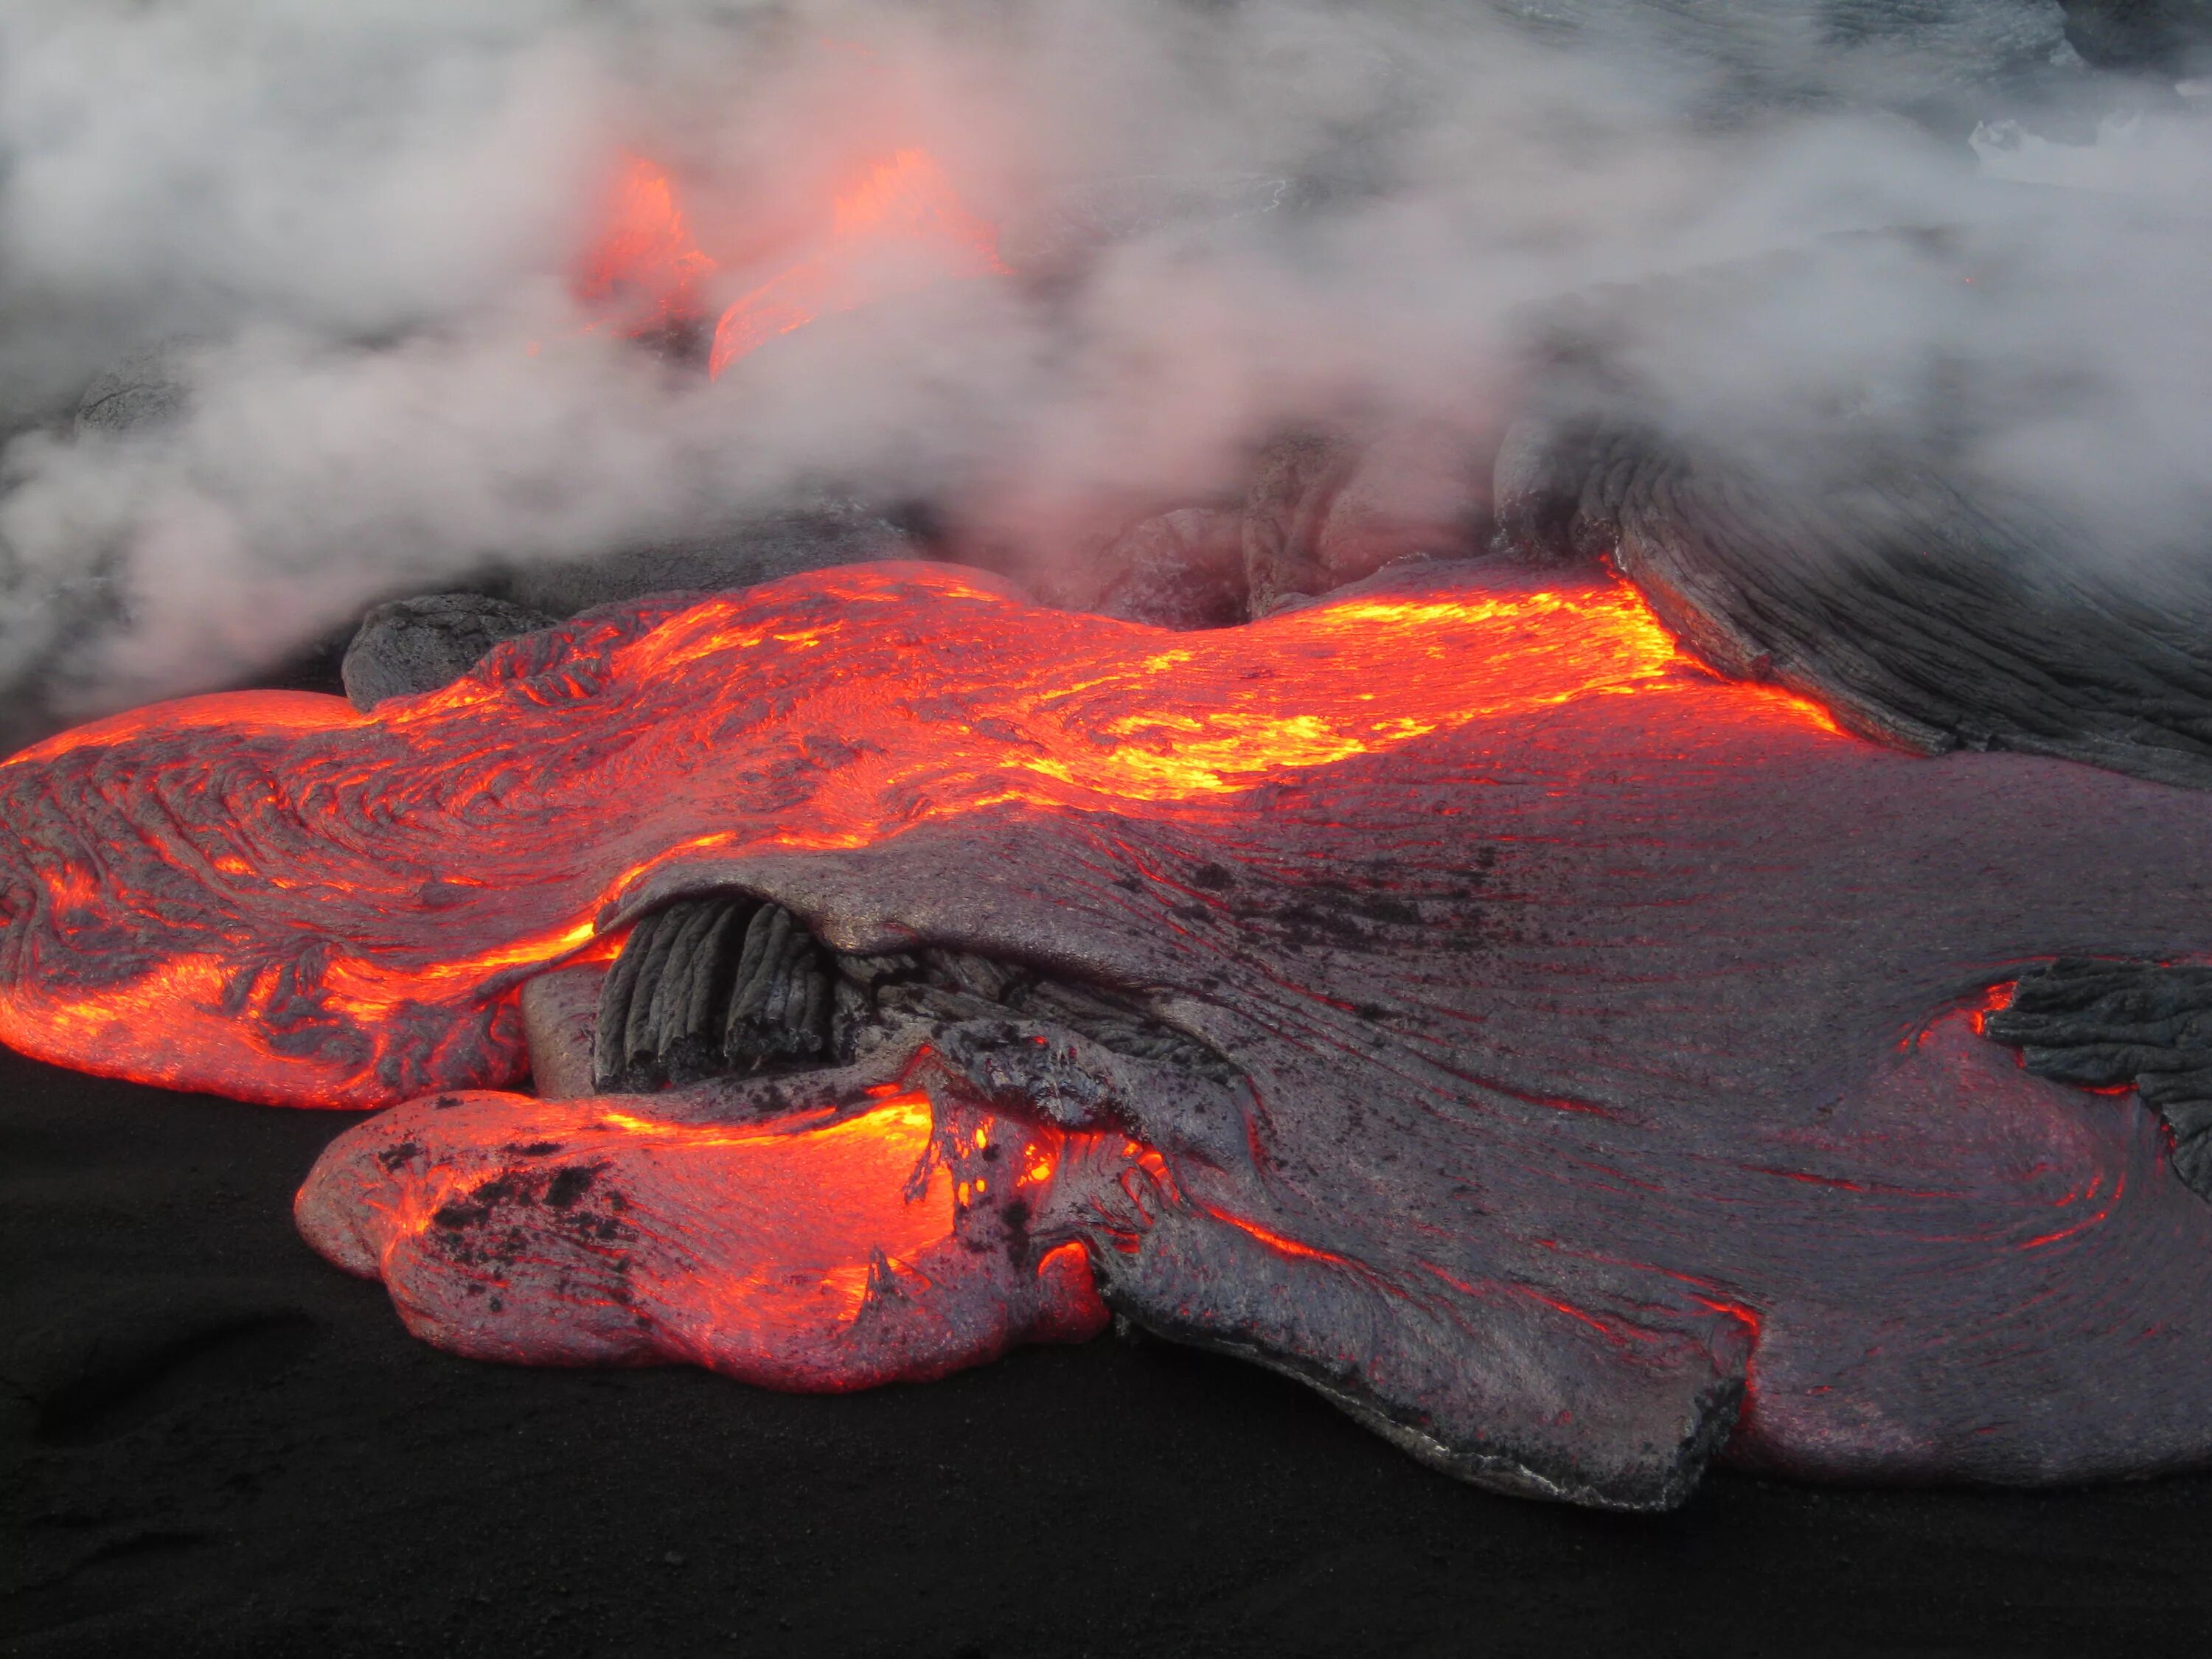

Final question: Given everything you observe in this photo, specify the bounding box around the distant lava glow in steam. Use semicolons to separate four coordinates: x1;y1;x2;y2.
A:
572;149;1007;375
570;153;720;342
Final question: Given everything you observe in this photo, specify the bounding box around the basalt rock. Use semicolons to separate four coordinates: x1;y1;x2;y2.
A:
1489;236;2212;790
1495;1;2081;126
1242;428;1361;616
498;501;919;620
591;897;837;1090
341;593;557;712
73;341;196;440
587;893;1240;1110
1988;958;2212;1194
2061;0;2212;71
1092;508;1250;630
1242;423;1492;618
1498;416;2212;782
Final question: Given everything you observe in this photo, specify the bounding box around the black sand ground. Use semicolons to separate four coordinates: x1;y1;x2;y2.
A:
5;1043;2212;1658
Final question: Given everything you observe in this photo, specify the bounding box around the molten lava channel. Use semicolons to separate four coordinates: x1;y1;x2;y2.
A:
0;563;1839;1109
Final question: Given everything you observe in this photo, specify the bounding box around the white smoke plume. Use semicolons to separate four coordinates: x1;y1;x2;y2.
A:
0;1;2206;723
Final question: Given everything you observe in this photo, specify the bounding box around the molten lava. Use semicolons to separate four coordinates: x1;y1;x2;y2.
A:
15;559;2212;1505
573;154;720;340
707;148;1006;378
295;1085;1111;1388
570;148;1005;375
0;563;1837;1109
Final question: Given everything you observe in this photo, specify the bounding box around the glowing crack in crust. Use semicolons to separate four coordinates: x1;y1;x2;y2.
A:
5;560;2212;1510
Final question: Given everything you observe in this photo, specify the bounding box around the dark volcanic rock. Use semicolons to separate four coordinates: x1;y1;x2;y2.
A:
73;342;195;439
1094;507;1250;630
2062;0;2212;70
1988;958;2212;1195
498;504;919;619
1484;0;2083;133
340;594;555;712
588;892;1234;1101
1314;422;1492;584
1242;428;1361;616
14;1048;2212;1658
1489;234;2212;789
1242;424;1490;616
337;507;945;714
1498;413;2212;784
20;562;2212;1508
591;897;838;1091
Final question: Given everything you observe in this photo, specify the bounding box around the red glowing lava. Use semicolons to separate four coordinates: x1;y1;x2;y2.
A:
0;563;1840;1110
294;1085;1111;1387
572;153;720;339
569;148;1006;375
706;148;1007;377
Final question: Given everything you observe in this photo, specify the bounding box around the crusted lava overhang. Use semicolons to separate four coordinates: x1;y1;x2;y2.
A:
1487;232;2212;790
5;559;2212;1511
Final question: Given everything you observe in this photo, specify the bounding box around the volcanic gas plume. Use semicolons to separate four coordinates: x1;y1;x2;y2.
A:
4;2;2212;734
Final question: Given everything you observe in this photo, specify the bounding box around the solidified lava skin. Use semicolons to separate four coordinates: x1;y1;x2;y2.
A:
0;563;1829;1108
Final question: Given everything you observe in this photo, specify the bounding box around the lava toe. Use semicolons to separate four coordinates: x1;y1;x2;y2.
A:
295;1085;1110;1386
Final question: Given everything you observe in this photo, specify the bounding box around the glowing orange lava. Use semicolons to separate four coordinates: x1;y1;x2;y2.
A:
572;154;720;338
568;148;1005;375
706;148;1007;377
0;564;1843;1108
298;1086;1111;1387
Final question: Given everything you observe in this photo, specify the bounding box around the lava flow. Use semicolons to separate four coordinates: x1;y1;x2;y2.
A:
571;153;720;341
293;1084;1113;1390
571;149;1006;375
16;560;2212;1503
0;562;1838;1109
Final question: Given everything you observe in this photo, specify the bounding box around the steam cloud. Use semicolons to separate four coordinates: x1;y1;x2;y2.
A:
1;1;2207;728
